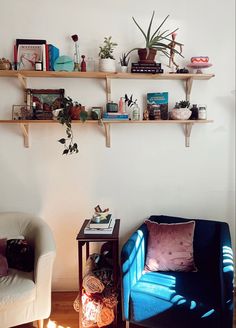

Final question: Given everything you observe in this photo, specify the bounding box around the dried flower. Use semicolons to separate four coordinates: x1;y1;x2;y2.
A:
71;34;79;42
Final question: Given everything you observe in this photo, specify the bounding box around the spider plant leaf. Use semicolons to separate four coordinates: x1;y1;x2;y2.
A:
132;16;147;43
150;15;170;43
146;11;155;45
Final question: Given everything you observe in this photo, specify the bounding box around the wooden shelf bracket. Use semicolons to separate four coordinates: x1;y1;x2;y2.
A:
17;73;27;89
186;77;193;101
20;123;29;147
184;122;193;147
105;77;111;103
97;120;111;148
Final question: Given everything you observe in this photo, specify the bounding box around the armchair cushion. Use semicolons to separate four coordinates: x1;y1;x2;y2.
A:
145;220;197;272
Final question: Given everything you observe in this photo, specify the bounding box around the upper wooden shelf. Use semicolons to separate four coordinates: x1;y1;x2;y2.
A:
0;70;215;80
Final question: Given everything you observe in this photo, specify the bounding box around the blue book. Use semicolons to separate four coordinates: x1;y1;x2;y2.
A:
48;44;59;71
147;92;168;120
103;113;129;119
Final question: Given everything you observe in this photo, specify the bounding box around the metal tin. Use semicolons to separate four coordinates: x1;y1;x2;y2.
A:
106;102;118;113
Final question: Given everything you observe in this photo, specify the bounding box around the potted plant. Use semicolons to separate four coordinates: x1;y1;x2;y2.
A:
171;100;191;120
99;36;118;72
57;96;87;155
132;11;184;64
119;50;134;72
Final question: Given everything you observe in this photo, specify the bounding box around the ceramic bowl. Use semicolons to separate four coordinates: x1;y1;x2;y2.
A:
171;108;191;120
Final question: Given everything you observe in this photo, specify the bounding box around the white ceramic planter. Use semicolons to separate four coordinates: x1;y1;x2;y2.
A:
99;59;116;73
120;65;128;73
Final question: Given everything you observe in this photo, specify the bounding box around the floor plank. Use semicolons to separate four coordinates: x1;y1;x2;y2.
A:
13;290;236;328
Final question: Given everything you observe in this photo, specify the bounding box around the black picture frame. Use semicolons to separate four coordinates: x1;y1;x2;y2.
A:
25;88;65;120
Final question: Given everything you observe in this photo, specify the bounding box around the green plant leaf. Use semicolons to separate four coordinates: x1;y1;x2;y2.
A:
58;138;66;144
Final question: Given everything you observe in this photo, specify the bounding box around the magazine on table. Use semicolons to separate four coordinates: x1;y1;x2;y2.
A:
84;218;115;234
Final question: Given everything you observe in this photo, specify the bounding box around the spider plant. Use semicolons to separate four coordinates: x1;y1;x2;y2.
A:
132;11;184;59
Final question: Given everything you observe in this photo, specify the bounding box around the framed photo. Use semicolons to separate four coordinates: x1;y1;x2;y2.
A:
91;107;103;120
17;44;44;70
25;89;65;120
12;105;33;120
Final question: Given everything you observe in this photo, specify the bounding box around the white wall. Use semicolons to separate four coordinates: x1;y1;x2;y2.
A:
0;0;235;290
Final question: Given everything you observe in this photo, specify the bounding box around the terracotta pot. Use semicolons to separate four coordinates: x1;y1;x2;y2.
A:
138;48;157;64
70;105;82;120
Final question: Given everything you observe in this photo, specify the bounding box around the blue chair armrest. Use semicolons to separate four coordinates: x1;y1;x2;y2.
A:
121;223;148;320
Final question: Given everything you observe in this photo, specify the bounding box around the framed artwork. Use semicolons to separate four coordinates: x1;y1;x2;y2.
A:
12;105;33;120
17;44;44;71
25;89;65;120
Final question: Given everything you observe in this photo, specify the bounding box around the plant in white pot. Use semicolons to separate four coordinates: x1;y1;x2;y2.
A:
99;36;117;72
171;100;191;120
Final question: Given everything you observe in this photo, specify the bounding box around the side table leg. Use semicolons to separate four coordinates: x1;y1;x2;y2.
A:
78;242;83;328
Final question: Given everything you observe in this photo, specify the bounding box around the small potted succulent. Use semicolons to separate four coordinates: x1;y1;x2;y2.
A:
99;36;118;72
119;50;134;72
171;100;191;120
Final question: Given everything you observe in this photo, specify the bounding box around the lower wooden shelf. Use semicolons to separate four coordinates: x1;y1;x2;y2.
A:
0;119;213;148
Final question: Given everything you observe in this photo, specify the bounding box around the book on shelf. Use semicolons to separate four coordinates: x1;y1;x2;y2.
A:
84;218;115;234
132;62;162;68
147;92;169;120
48;44;59;71
89;213;112;229
103;113;129;120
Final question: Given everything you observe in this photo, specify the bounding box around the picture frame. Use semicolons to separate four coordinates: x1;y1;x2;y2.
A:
91;106;103;120
17;44;44;71
25;89;65;120
12;105;33;120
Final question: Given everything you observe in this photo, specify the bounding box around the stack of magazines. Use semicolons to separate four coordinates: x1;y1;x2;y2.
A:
84;214;115;234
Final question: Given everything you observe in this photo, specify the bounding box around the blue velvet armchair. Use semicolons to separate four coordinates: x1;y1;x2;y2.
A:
121;215;234;328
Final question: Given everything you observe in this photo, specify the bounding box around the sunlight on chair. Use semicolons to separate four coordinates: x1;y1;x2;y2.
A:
223;246;234;273
201;309;215;318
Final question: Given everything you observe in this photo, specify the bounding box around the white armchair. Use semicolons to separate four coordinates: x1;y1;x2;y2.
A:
0;212;56;328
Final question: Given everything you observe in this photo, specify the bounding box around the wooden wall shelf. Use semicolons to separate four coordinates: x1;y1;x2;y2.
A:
0;119;213;148
0;70;215;149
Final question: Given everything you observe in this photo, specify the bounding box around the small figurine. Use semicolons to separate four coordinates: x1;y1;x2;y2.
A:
168;32;183;70
0;57;12;70
81;55;86;72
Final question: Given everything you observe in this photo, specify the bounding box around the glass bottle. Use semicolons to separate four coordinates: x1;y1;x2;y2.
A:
131;103;140;120
198;105;207;120
190;104;198;120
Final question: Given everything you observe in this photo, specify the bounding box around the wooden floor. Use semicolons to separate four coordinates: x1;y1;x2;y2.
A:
14;291;236;328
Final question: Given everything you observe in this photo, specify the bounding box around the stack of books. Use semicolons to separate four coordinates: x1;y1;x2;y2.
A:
84;214;115;234
103;113;129;120
131;62;163;74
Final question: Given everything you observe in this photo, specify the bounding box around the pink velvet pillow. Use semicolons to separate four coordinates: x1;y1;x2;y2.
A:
0;238;8;277
145;220;197;272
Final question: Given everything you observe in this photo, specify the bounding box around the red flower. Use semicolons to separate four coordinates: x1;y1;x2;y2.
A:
71;34;78;42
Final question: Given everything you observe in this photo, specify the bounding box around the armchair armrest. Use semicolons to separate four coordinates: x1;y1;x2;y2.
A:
26;219;56;317
121;223;148;320
219;222;234;327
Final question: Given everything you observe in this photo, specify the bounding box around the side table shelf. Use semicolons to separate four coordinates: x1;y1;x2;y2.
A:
0;119;213;148
76;219;120;328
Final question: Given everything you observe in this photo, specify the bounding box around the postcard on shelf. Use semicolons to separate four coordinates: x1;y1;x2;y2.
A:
147;92;168;120
89;214;112;229
17;44;44;71
84;218;115;234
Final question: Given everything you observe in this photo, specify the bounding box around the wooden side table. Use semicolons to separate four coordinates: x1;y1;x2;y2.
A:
76;219;120;328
